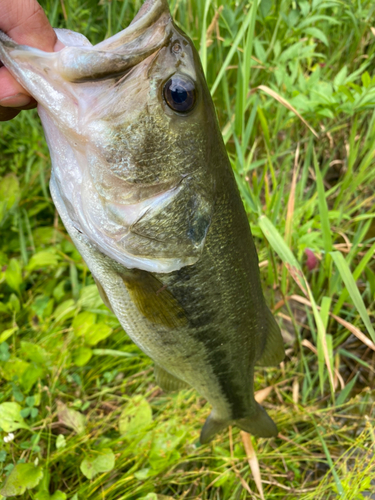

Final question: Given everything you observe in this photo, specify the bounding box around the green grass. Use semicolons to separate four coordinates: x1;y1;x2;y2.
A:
1;0;375;498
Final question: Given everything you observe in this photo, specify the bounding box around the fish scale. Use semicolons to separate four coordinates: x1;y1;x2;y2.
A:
0;0;285;443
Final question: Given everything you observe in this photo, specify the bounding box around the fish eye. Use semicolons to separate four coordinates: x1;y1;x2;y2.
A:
163;75;196;114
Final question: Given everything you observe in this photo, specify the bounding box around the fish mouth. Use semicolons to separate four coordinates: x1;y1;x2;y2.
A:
0;0;172;84
56;0;172;83
96;0;171;50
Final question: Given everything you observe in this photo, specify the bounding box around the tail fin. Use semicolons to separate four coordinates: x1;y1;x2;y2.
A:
200;403;278;444
236;403;278;437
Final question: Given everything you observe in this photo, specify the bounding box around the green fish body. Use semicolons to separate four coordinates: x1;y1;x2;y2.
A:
0;0;284;443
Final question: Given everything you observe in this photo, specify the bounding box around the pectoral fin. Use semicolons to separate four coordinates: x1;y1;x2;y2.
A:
122;270;187;328
154;364;189;392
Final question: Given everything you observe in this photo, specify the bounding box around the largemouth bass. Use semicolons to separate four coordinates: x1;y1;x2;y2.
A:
0;0;284;443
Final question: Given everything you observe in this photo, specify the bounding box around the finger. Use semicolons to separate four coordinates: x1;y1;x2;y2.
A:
0;66;35;104
0;0;58;115
0;106;20;121
0;100;37;121
0;0;57;50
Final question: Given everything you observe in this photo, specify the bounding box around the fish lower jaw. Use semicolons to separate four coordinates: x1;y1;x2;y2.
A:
93;237;200;273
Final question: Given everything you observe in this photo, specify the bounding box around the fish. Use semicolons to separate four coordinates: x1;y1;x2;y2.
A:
0;0;284;443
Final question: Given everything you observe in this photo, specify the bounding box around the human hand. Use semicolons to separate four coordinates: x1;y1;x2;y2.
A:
0;0;60;121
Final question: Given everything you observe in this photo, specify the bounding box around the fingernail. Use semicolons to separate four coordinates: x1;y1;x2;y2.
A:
54;40;65;52
0;94;33;108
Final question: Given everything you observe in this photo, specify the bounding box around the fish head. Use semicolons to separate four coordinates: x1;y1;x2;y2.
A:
0;0;222;273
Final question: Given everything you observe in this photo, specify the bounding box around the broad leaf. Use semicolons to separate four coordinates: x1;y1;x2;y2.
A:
0;463;43;496
0;174;20;222
56;402;86;434
119;396;152;437
35;491;67;500
5;259;22;293
72;312;96;338
80;448;115;479
73;347;93;367
0;402;30;432
27;251;59;271
84;324;113;346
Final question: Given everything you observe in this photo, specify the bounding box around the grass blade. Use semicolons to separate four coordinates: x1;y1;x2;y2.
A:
211;0;258;95
291;294;375;352
92;349;139;358
333;241;375;315
331;251;375;344
241;431;265;500
250;85;319;137
312;418;344;496
259;216;335;396
336;373;359;406
199;0;213;75
313;150;333;256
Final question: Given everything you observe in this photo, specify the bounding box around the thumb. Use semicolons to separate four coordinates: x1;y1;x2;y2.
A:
0;0;58;120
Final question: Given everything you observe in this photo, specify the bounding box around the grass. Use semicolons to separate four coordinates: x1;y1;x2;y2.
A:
0;0;375;498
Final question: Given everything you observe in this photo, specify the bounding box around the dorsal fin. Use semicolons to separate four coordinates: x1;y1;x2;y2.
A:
256;308;285;367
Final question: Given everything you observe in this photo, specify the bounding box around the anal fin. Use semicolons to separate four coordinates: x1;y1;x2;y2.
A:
256;307;285;366
154;364;189;392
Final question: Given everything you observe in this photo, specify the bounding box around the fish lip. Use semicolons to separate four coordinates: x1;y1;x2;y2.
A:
95;0;172;50
57;17;173;84
130;0;169;28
